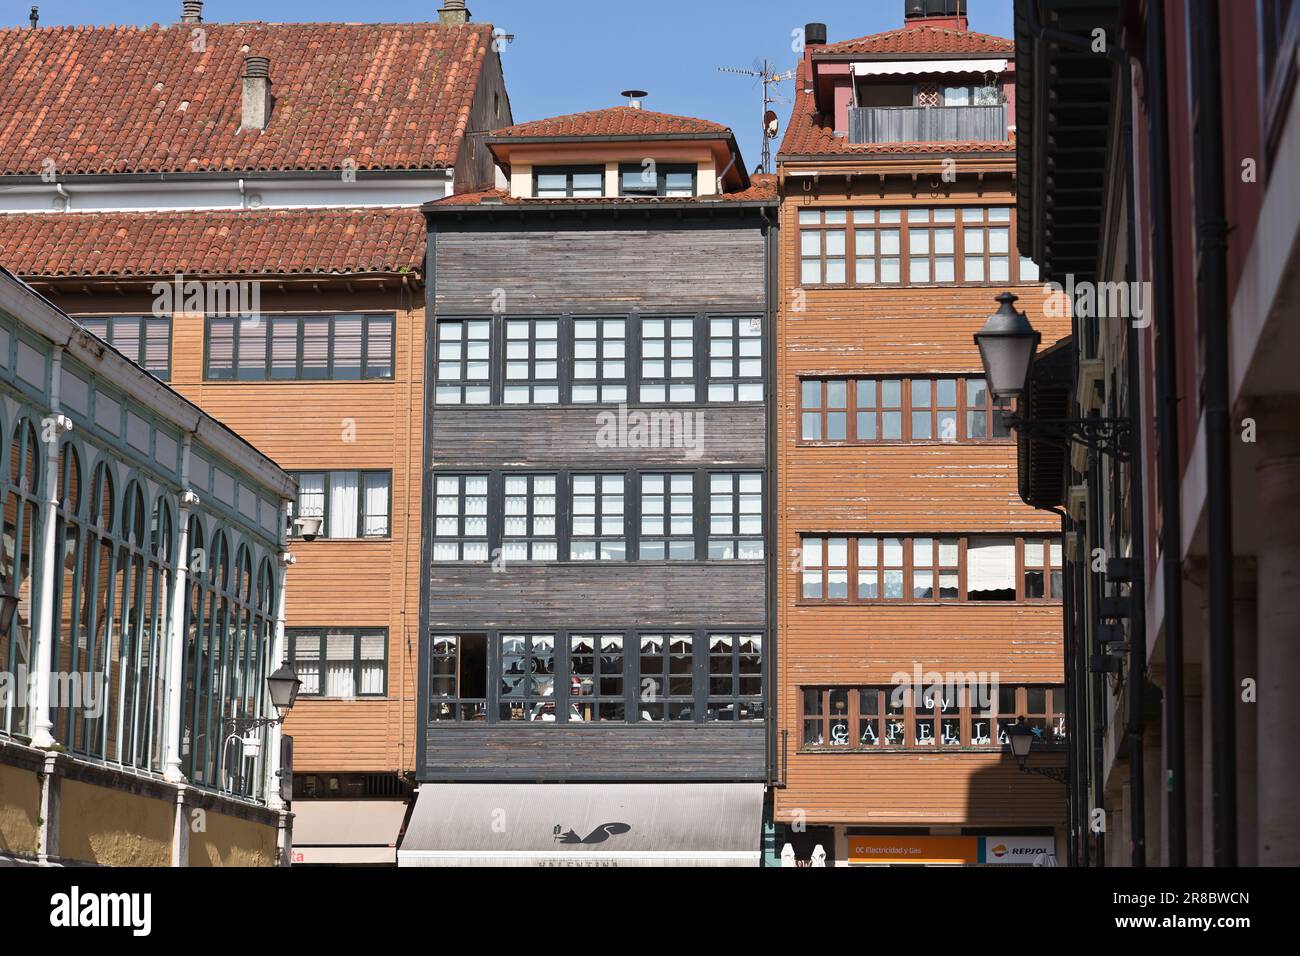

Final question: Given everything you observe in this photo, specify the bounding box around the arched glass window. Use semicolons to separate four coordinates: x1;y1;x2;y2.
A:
1;418;41;739
51;442;83;748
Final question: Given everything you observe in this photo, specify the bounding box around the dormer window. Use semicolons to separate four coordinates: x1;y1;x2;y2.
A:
534;165;604;198
619;163;696;198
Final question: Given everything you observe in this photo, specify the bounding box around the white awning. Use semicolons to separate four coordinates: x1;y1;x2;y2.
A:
291;799;408;866
398;783;764;867
852;59;1008;77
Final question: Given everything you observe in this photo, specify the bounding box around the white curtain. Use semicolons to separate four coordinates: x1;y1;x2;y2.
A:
966;539;1016;593
363;474;389;536
326;633;355;698
329;471;359;538
359;634;385;694
297;473;325;518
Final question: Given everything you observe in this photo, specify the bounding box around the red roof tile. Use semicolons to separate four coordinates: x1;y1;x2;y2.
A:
0;208;425;278
0;22;492;175
817;25;1014;56
427;174;778;209
490;107;731;140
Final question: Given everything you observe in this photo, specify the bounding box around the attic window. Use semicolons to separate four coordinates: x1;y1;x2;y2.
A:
619;163;696;197
534;165;603;198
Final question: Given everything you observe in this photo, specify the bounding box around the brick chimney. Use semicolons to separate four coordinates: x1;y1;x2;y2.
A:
904;0;968;31
438;0;471;25
180;0;203;23
240;55;272;132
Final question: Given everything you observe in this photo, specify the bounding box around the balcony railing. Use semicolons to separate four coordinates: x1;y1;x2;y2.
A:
848;105;1009;145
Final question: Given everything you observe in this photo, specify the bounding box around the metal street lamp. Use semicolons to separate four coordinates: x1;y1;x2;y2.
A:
973;292;1040;400
224;661;301;793
974;292;1133;460
267;662;303;715
1004;717;1067;784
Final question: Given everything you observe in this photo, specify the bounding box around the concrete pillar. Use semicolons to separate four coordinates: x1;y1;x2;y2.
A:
36;750;61;864
163;438;196;785
1253;399;1300;865
171;786;191;867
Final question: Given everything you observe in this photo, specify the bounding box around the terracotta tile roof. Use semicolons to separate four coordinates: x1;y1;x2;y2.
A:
426;174;778;209
489;107;731;140
0;22;492;176
0;207;425;278
777;59;1014;160
816;25;1015;56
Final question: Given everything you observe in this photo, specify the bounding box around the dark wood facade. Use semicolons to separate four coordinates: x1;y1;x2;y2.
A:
420;205;778;781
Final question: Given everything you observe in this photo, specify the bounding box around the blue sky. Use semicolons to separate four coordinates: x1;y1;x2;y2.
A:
6;0;1014;169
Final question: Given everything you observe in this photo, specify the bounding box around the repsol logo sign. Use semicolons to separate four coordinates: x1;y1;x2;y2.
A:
49;886;151;937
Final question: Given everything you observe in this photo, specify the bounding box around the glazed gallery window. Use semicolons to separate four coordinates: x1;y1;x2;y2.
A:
290;471;390;538
534;165;604;198
569;634;625;721
499;634;558;721
504;318;560;404
427;634;488;721
571;473;627;560
800;376;1011;443
433;314;763;405
619;163;696;197
288;630;387;698
205;313;394;381
708;316;763;402
800;535;1063;603
78;315;171;380
707;633;764;721
502;474;558;560
640;316;696;403
432;475;489;561
708;472;764;559
638;633;694;721
639;473;695;560
572;318;627;403
800;685;1066;751
797;206;1040;286
435;318;491;405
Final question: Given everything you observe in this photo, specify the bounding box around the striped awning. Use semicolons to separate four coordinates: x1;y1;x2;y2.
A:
852;58;1008;76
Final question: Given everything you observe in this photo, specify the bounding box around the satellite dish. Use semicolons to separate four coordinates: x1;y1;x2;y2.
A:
764;109;780;139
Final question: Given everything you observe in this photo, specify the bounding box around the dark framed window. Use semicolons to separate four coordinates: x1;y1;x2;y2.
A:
637;633;694;721
205;313;394;382
428;633;488;721
79;315;171;380
503;318;560;404
432;474;490;562
707;316;763;402
434;318;492;405
640;316;696;403
502;474;558;560
1261;0;1300;159
571;317;628;403
708;472;764;559
799;534;1062;604
289;470;390;538
800;376;1011;443
618;162;697;197
498;634;557;721
797;206;1040;287
639;473;695;560
534;165;604;198
288;629;387;698
569;634;625;721
570;473;626;560
800;684;1066;752
705;633;763;721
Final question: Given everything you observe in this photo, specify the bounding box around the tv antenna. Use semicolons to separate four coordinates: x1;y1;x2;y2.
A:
718;59;796;174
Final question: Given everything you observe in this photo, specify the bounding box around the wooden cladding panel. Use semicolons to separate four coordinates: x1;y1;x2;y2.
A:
422;724;766;780
428;563;766;630
774;751;1066;826
64;289;424;775
430;405;764;469
774;186;1068;825
433;227;767;314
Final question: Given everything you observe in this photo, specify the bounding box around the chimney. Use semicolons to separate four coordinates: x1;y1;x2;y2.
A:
804;22;828;47
180;0;203;22
240;55;272;132
620;89;648;110
904;0;969;31
438;0;471;25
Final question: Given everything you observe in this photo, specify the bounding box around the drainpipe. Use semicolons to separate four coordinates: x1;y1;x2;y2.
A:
1143;0;1187;867
1189;0;1237;866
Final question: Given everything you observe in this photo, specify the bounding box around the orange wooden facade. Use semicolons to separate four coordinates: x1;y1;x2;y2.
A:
38;281;424;775
773;168;1071;829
